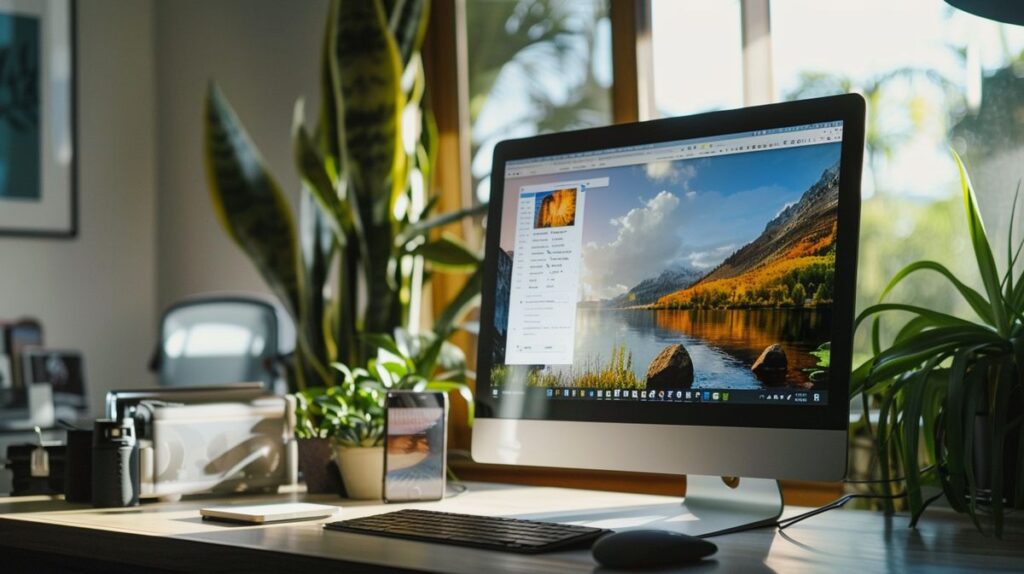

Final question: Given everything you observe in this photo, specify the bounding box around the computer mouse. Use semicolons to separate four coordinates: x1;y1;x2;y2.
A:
591;529;717;570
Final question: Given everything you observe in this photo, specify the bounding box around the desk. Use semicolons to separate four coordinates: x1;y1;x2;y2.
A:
0;483;1021;573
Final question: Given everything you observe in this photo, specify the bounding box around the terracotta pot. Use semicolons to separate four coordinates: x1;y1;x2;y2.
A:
333;445;384;500
296;438;344;496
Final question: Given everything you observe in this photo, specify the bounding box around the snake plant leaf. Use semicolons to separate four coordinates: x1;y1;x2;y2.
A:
294;99;354;243
317;0;342;171
204;82;302;318
299;188;335;372
410;232;481;270
333;0;407;334
334;0;405;223
385;0;430;70
416;105;439;206
953;150;1008;335
395;202;488;248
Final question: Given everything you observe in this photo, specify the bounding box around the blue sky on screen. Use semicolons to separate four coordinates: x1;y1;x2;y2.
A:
576;142;842;299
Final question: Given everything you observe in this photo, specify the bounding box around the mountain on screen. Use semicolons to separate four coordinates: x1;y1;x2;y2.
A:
656;161;840;308
612;266;703;307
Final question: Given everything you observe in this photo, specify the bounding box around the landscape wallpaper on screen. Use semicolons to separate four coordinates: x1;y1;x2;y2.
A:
491;143;841;392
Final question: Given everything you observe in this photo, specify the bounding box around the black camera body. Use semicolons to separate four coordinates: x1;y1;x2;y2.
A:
91;419;139;507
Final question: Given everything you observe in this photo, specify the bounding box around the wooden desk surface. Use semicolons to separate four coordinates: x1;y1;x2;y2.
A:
1;483;1021;573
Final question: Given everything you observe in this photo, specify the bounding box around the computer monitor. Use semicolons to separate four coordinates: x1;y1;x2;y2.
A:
473;95;864;531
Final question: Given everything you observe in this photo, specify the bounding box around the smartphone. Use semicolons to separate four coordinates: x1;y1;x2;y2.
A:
383;391;448;503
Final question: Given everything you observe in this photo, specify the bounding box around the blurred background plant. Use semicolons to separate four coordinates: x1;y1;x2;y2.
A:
203;0;483;435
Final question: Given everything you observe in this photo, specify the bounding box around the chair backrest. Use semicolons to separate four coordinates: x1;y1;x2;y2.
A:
154;296;286;390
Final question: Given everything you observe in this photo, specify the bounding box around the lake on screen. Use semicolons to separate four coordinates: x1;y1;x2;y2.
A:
555;308;831;390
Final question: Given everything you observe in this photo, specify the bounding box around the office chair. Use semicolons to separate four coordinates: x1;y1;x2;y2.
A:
149;295;293;392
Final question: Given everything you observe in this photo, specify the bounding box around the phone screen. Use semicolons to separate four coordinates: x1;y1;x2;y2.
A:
383;391;447;502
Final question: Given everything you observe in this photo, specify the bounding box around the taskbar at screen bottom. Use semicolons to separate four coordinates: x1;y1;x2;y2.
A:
490;386;829;406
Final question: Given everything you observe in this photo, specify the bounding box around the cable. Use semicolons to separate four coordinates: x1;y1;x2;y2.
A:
777;492;907;530
446;482;469;497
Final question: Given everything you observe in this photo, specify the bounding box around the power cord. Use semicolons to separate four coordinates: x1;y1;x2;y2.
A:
446;482;469;497
775;466;943;531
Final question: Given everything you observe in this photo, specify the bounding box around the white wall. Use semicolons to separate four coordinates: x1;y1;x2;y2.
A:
154;0;327;310
0;0;158;415
0;0;332;415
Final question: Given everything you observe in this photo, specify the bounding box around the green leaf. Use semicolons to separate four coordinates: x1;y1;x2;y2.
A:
410;233;482;270
298;187;335;381
294;100;349;242
204;82;301;317
385;0;430;70
875;260;994;327
894;315;936;346
953;149;1008;335
868;326;1002;381
317;0;342;169
1003;185;1019;303
362;332;414;371
989;357;1014;537
421;380;475;425
855;303;986;334
395;202;488;248
902;358;941;523
334;0;405;222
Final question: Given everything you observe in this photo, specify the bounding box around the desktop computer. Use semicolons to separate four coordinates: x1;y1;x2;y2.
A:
326;95;865;556
472;94;865;536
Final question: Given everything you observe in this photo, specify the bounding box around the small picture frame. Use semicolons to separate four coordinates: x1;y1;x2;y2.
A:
0;0;76;238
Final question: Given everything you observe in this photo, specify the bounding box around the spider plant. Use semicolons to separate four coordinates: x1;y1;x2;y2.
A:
851;150;1023;537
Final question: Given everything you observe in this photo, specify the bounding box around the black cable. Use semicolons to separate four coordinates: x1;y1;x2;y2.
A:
777;492;908;530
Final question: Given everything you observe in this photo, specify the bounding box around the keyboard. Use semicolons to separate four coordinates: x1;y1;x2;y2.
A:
324;509;611;553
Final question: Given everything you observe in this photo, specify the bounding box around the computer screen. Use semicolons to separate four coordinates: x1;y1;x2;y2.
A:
485;121;845;414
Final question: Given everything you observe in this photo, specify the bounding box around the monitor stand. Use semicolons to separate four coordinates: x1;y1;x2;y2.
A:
681;475;783;537
511;475;783;537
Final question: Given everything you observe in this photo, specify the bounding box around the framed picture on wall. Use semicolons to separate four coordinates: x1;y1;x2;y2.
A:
0;0;75;238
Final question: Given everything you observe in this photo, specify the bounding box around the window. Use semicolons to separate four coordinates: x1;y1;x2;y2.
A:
465;0;614;205
651;0;743;116
651;0;1024;356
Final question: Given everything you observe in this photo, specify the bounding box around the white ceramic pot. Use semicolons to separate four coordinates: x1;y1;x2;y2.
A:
333;445;384;500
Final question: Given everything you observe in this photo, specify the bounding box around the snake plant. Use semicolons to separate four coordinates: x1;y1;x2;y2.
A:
203;0;483;414
852;150;1023;537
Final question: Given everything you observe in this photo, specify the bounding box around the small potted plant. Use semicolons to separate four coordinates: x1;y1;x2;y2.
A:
295;332;471;499
852;151;1023;537
293;387;347;495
